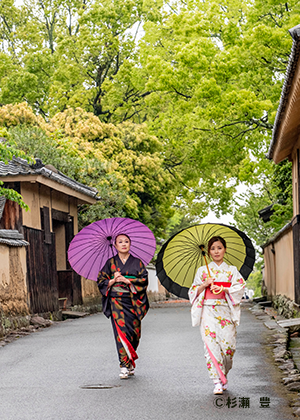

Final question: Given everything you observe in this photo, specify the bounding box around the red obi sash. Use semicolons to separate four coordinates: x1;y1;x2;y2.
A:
204;282;231;300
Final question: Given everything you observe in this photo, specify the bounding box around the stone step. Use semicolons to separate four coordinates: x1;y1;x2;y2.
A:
277;319;300;328
290;337;300;370
258;301;273;307
264;320;286;331
252;297;267;303
265;307;278;317
62;311;89;319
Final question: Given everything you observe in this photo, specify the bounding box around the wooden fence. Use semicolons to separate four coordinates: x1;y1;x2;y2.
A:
23;226;59;313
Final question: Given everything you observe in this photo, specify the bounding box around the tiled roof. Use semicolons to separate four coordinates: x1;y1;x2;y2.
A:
0;156;99;199
0;229;29;247
268;24;300;159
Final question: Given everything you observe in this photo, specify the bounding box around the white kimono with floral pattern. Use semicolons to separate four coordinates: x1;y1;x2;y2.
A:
188;261;246;384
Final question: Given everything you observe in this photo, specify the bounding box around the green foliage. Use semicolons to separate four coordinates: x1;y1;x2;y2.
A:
4;105;177;236
246;267;263;297
135;0;299;215
162;211;201;240
0;1;299;233
0;0;163;118
0;127;29;209
234;159;293;247
246;258;264;297
0;181;29;210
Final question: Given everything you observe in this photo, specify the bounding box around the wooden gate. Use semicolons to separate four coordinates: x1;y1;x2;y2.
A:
23;226;59;313
57;270;82;306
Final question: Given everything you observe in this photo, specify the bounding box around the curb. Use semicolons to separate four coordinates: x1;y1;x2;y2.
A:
249;302;300;417
150;299;190;308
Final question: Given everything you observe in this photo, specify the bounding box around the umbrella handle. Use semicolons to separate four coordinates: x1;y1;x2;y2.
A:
212;286;223;295
202;252;211;277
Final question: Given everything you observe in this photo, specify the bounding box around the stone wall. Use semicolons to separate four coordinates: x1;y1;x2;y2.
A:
81;277;102;305
0;311;30;338
273;294;300;319
0;245;29;316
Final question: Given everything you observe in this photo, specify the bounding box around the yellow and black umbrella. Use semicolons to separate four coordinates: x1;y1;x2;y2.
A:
156;223;255;299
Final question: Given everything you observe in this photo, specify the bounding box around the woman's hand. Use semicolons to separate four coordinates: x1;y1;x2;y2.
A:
210;284;223;293
210;285;230;294
108;272;122;287
113;272;122;281
204;277;214;287
114;273;131;285
196;277;214;296
120;276;131;285
109;272;131;287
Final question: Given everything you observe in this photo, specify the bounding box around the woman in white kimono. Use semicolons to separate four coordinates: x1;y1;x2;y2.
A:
188;236;246;395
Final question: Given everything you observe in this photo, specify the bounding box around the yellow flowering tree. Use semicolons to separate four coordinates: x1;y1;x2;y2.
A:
0;103;176;235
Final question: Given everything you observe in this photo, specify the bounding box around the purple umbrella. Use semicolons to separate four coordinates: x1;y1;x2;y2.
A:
68;218;156;281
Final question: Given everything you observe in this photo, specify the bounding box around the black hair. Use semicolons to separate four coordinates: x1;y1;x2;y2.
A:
114;234;131;244
207;236;226;253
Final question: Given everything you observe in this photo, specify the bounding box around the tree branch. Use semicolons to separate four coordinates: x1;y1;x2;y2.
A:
173;88;192;99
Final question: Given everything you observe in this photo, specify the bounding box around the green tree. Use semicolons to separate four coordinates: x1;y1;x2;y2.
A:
137;0;298;215
234;159;293;247
0;126;29;209
0;0;162;118
1;0;299;224
1;103;177;236
246;261;263;297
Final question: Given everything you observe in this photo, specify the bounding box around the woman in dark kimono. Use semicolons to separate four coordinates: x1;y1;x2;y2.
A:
97;234;149;379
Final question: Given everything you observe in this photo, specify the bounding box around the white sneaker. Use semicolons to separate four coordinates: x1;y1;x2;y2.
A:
222;382;228;391
119;367;129;379
128;364;135;376
213;383;223;395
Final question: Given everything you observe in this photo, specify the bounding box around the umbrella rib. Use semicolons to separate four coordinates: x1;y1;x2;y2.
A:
73;247;105;275
163;247;200;264
163;250;199;273
194;226;205;250
69;237;107;249
224;252;247;265
69;240;105;258
179;245;204;287
165;248;199;282
130;245;155;258
176;250;202;286
111;217;122;237
71;241;111;271
113;218;135;236
77;249;103;279
201;224;219;246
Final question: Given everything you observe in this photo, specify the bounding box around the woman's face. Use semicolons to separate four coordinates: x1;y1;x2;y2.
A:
115;235;130;254
209;240;226;264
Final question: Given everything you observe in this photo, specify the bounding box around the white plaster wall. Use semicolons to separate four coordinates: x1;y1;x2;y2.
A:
147;264;159;292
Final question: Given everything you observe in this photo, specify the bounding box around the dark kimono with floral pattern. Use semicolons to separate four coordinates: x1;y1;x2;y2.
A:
97;254;149;368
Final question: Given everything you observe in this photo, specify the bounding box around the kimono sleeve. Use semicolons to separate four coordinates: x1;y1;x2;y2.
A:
129;260;148;290
227;266;246;305
97;259;112;297
129;259;149;321
225;266;246;326
188;266;207;305
188;267;206;327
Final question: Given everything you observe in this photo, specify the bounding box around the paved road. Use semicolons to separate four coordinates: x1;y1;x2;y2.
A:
0;304;294;419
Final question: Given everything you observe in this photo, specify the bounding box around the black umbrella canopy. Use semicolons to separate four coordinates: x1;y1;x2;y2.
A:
156;223;255;299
